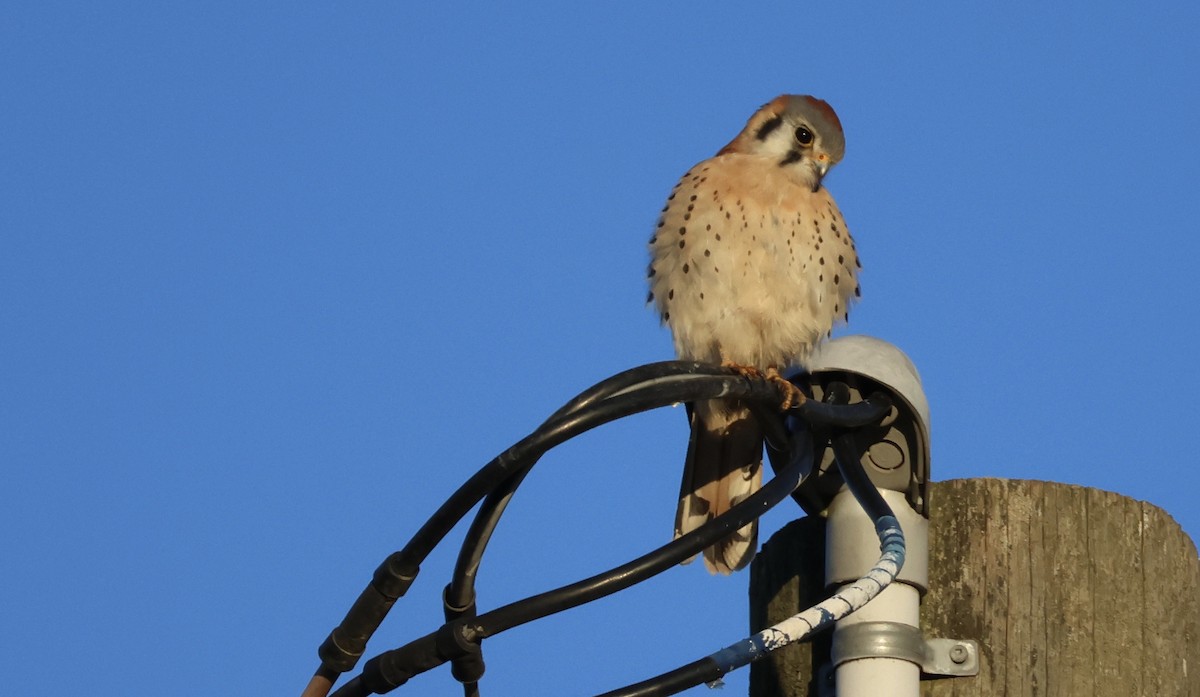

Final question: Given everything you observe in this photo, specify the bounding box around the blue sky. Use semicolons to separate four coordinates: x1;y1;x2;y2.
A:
3;3;1198;695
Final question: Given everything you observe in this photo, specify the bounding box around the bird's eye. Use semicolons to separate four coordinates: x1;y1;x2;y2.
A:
794;127;814;146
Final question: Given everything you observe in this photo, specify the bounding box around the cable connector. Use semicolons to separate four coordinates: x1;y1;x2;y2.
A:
317;556;420;673
437;621;485;683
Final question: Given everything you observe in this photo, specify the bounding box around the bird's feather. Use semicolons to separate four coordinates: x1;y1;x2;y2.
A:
674;400;763;574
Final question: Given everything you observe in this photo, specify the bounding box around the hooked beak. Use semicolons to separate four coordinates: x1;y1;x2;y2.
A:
815;153;830;178
809;153;832;191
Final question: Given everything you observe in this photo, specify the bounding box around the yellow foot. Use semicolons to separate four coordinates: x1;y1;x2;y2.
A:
720;362;805;411
720;360;764;381
765;367;805;411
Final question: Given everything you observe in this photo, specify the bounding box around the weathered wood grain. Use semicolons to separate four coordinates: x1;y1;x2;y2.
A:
749;479;1199;696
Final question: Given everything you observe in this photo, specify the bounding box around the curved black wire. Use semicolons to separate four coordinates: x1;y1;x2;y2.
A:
824;383;894;522
594;658;720;697
476;433;810;638
444;366;884;616
313;363;892;697
314;362;788;689
443;364;757;607
594;391;898;697
547;361;734;421
416;363;748;572
335;432;811;697
441;364;793;697
336;404;894;696
444;363;734;613
438;365;853;696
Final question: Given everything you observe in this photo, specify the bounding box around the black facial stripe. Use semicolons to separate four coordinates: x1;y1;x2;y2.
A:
755;115;784;141
779;149;804;166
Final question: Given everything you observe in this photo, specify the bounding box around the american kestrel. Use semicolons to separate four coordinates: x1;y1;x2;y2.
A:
647;95;860;573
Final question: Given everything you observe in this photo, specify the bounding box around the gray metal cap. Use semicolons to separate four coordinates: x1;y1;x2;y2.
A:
807;335;930;443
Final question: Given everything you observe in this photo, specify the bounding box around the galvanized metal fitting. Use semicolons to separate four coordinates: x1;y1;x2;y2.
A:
831;621;979;678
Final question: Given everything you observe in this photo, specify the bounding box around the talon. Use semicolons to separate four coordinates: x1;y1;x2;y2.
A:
720;360;764;381
719;362;804;410
765;367;805;411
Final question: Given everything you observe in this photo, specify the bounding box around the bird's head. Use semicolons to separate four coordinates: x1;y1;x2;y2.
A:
719;95;845;192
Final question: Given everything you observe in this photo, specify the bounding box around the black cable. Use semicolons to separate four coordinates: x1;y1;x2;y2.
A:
596;397;901;697
831;430;893;522
445;468;527;612
442;364;792;616
315;364;893;696
793;394;892;428
442;364;715;612
823;383;895;523
423;364;752;578
443;469;525;693
445;362;770;614
315;363;785;687
446;374;888;643
336;445;809;696
479;437;808;638
593;658;721;697
545;361;732;422
439;365;797;694
446;370;889;616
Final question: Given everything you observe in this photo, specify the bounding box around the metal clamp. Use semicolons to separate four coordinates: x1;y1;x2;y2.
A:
832;621;979;677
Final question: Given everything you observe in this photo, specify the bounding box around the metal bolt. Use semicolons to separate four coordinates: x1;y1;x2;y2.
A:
949;644;969;664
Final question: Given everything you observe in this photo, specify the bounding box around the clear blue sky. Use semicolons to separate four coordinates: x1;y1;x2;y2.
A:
4;3;1198;695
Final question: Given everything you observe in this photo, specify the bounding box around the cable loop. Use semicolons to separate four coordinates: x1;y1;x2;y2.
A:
306;362;893;697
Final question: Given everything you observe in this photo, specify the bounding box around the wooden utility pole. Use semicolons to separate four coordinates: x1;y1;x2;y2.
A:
749;478;1200;696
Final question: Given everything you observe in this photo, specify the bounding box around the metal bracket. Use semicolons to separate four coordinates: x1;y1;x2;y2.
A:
922;636;980;677
832;621;979;678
